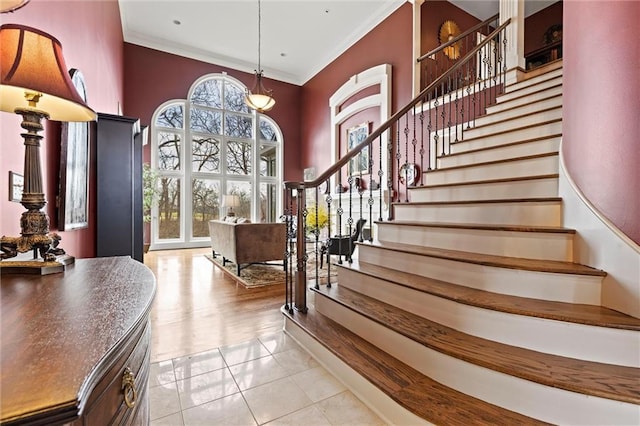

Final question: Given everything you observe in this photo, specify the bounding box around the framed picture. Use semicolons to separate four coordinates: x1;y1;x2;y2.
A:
347;122;370;176
58;69;90;231
8;171;23;202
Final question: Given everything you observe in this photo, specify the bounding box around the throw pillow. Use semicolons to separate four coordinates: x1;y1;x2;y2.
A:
236;217;251;224
224;216;237;223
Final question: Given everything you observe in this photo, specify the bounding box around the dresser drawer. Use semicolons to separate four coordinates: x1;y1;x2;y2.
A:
81;320;151;425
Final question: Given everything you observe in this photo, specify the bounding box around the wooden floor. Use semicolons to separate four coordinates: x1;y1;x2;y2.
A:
144;247;285;363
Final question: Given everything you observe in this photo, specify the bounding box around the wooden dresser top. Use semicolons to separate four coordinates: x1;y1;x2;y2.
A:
0;257;156;424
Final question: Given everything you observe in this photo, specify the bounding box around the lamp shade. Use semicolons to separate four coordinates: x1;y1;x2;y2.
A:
222;194;240;208
0;24;96;121
0;0;29;13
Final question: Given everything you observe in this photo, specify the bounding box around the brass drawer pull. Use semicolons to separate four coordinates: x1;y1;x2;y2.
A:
121;367;137;408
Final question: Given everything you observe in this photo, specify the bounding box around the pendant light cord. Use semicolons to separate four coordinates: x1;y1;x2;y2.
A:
257;0;262;73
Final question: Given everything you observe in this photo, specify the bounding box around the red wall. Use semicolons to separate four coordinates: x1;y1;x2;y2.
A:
420;0;481;57
524;1;562;55
0;0;124;258
122;45;302;180
563;0;640;245
300;3;413;176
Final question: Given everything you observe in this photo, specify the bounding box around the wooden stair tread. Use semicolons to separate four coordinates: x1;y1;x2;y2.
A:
493;86;562;108
469;105;561;133
392;197;562;206
461;118;562;142
342;259;636;330
411;173;559;190
282;306;548;425
445;134;562;159
426;151;557;173
359;240;606;277
376;220;576;234
315;285;640;404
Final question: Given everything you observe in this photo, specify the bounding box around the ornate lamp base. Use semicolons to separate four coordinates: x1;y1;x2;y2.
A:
0;233;74;275
0;252;75;275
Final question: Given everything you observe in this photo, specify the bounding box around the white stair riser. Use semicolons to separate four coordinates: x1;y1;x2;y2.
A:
464;108;562;140
356;247;602;305
409;176;559;202
475;95;562;128
504;70;562;95
376;225;573;262
338;268;636;367
438;137;560;168
427;155;558;186
315;294;637;425
451;120;562;154
393;200;562;226
488;85;562;114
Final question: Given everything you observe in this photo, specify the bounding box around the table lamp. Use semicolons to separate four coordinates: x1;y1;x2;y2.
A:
222;194;240;217
0;24;96;274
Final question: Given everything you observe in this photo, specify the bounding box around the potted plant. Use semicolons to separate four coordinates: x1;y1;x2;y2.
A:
142;163;160;252
305;204;329;240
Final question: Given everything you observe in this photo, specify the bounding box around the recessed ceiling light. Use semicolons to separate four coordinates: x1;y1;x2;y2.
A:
280;53;286;57
173;19;181;25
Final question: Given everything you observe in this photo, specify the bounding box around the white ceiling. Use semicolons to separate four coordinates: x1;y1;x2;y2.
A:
119;0;557;86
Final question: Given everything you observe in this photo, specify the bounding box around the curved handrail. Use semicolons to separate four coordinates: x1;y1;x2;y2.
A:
286;17;510;192
417;13;499;63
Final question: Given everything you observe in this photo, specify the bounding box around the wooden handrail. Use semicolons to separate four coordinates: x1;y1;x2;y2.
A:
417;13;499;63
286;17;511;192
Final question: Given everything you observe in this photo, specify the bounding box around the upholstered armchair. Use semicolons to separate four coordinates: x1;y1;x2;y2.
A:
320;218;367;267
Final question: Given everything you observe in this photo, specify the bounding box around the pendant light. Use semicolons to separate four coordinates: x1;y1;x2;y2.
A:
245;0;275;112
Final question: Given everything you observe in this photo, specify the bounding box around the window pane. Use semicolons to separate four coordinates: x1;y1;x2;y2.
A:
156;104;184;128
158;132;181;170
190;107;221;134
192;179;220;237
259;118;278;141
260;144;277;177
192;136;220;172
225;81;249;113
191;79;222;108
227;182;251;218
225;114;252;138
259;182;277;223
227;140;252;175
158;177;180;239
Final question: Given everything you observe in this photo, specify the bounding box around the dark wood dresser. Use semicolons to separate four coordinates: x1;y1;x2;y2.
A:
0;257;156;425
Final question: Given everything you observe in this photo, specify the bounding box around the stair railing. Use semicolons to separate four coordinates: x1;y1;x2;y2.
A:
418;14;500;93
284;18;511;314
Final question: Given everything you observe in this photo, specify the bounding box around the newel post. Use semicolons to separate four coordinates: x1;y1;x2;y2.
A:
500;0;525;85
294;184;307;313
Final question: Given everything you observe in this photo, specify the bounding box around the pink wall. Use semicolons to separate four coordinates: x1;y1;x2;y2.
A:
123;45;302;180
300;3;413;176
0;0;124;258
562;0;640;245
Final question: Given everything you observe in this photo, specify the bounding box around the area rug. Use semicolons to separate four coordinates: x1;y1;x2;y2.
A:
204;252;337;289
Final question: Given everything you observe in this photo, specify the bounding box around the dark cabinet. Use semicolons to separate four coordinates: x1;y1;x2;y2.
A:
95;113;143;262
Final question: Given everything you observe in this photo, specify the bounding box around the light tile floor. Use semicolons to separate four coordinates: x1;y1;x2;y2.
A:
149;330;386;426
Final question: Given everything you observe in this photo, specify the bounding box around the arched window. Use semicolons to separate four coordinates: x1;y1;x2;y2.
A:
150;74;283;250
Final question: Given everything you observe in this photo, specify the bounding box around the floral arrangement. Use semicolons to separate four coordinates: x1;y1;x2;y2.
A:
305;204;329;234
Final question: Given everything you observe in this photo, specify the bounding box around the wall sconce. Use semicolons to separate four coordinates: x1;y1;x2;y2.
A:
222;194;240;217
0;24;96;274
439;20;461;60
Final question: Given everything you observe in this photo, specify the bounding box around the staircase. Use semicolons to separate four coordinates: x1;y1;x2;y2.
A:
283;62;640;425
